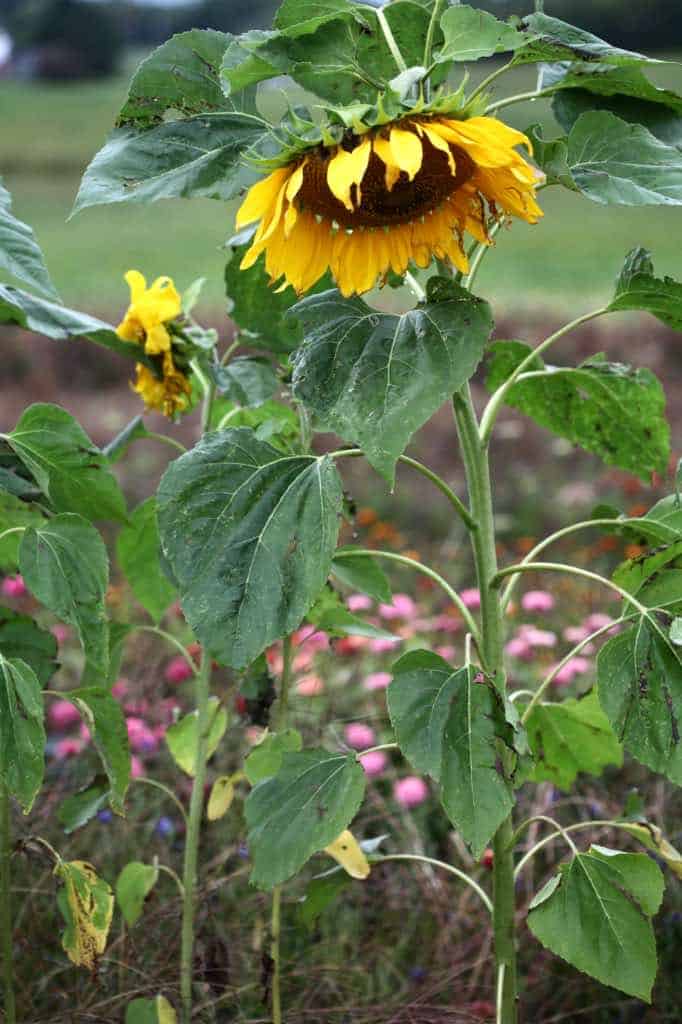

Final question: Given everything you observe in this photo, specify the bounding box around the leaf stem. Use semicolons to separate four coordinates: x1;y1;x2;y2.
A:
145;431;188;455
179;649;212;1024
469;60;515;104
485;86;559;116
271;635;293;1024
478;308;609;446
358;743;398;757
509;814;579;857
156;862;186;899
514;819;639;879
135;776;188;828
465;217;505;291
376;7;408;73
423;0;445;78
0;783;16;1024
0;527;25;547
134;626;198;674
375;854;493;914
333;547;480;642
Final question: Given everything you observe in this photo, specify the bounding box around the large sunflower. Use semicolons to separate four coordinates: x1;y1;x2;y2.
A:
236;115;543;297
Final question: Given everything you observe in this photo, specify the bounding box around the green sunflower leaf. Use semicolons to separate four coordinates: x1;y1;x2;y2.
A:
597;619;682;784
60;688;131;814
609;248;682;331
0;607;58;686
0;654;45;812
290;278;492;484
116;862;159;927
0;491;44;571
57;776;110;834
331;548;392;604
210;357;278;407
516;13;661;68
387;651;514;857
157;428;343;668
73;114;266;213
117;498;176;625
245;748;366;888
435;6;525;64
528;846;663;1002
525;691;622;790
220;30;282;98
117;30;234;128
0;180;59;301
273;0;361;38
566;111;682;207
485;341;670;480
19;514;109;686
7;404;126;523
0;283;142;362
165;698;228;776
244;728;303;785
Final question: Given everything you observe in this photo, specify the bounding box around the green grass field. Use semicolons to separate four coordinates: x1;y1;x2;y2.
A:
1;53;682;321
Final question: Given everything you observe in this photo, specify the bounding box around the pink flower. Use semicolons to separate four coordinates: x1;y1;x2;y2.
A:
54;738;82;759
369;636;402;654
505;637;533;660
552;656;592;687
435;645;456;661
562;625;591;645
293;650;315;672
359;750;387;776
126;717;159;754
379;594;416;620
394;776;429;809
79;724;91;744
583;613;619;635
336;635;370;655
50;624;70;645
347;593;373;612
344;722;376;750
246;726;264;745
460;589;481;610
521;590;555;613
130;755;144;779
519;625;557;648
433;614;461;634
111;679;128;700
1;575;26;598
363;671;391;691
47;700;81;732
164;656;194;685
296;673;324;696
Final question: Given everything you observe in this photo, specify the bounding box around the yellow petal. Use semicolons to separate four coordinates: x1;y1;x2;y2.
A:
147;276;182;323
421;124;456;176
327;138;372;211
389;126;423;182
144;323;171;355
373;135;401;191
236;167;291;228
323;830;370;879
116;313;143;344
124;270;147;303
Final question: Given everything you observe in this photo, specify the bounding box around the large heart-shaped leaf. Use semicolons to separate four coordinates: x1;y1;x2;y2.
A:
8;404;126;522
597;620;682;784
117;498;176;624
485;342;669;480
245;748;366;888
19;515;109;685
566;111;682;206
0;491;44;571
528;845;663;1002
73;114;266;213
609;248;682;331
62;687;130;813
157;428;343;668
517;13;659;67
525;691;622;790
0;654;45;812
0;180;59;301
291;278;492;483
211;357;278;407
388;650;513;857
435;5;524;64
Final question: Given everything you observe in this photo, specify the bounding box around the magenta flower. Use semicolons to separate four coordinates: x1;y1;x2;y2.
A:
433;614;461;633
296;673;324;696
379;593;417;620
126;717;159;754
359;750;387;776
435;644;456;661
518;625;557;649
347;593;373;612
521;590;556;613
164;656;194;685
552;656;592;687
54;738;82;759
50;623;70;645
583;612;619;635
344;722;376;749
47;700;81;732
1;575;26;598
460;588;481;610
505;636;533;660
369;636;402;654
394;776;429;809
130;755;144;779
363;671;392;691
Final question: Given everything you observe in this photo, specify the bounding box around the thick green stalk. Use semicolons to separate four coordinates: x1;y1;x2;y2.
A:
179;651;212;1024
0;783;16;1024
452;385;517;1024
271;636;294;1024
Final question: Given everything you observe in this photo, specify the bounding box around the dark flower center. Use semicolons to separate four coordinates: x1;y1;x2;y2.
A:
297;133;476;229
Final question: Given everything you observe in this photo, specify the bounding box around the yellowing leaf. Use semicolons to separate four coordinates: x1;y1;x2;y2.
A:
55;859;114;969
157;995;177;1024
622;821;682;879
323;830;370;880
207;772;244;821
125;994;177;1024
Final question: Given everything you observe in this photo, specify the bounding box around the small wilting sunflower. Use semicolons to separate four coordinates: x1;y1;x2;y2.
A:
116;271;192;418
236;113;542;297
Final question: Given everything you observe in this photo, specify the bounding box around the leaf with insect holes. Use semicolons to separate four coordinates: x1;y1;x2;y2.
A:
245;748;365;889
55;859;114;970
528;845;663;1002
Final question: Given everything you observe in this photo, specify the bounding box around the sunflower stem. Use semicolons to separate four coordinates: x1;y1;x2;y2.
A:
271;635;294;1024
376;7;408;74
0;783;15;1024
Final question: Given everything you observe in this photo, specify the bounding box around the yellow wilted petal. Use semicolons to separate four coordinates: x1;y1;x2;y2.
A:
236;167;291;228
144;323;171;355
147;276;182;323
327;139;372;211
323;830;370;879
124;269;147;303
55;859;114;970
389;127;423;181
421;124;456;176
373;135;401;191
